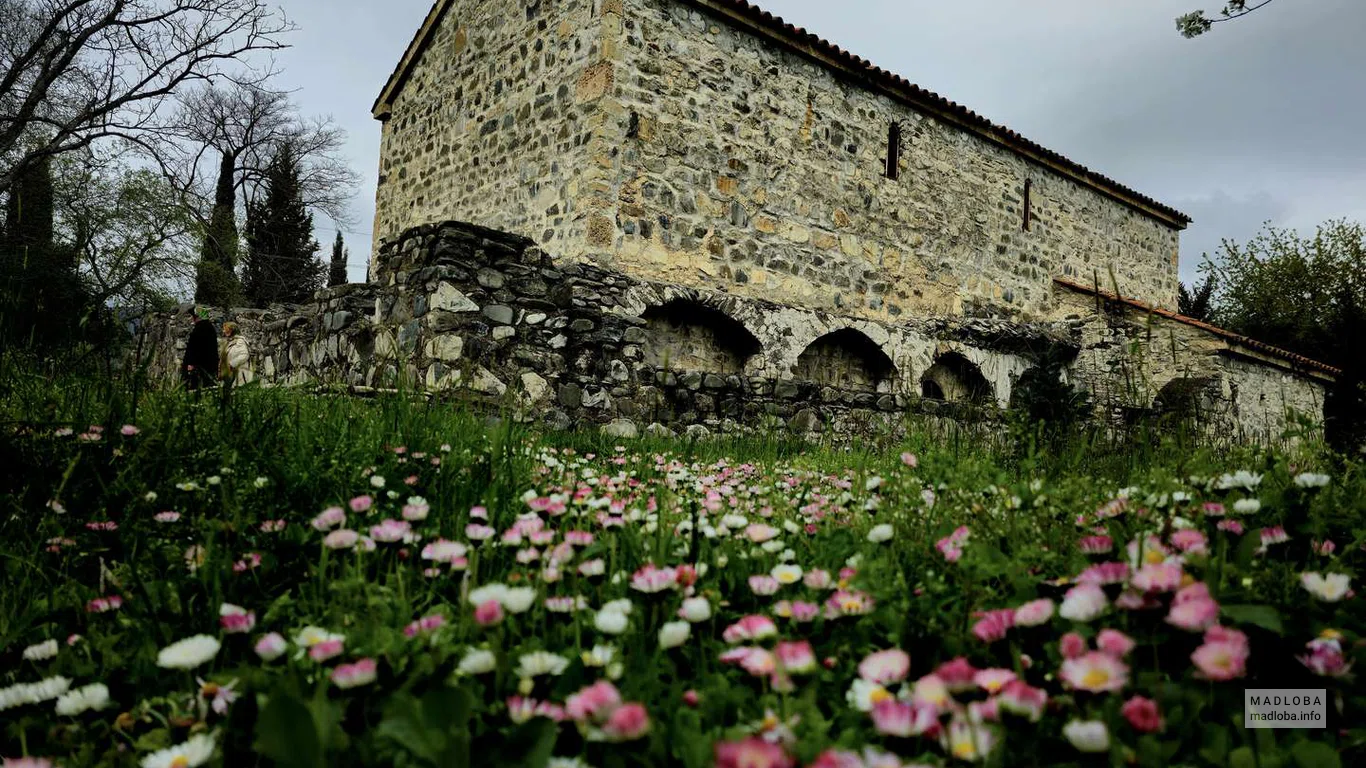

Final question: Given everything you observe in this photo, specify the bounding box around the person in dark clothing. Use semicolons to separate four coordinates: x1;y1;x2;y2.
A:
181;308;219;391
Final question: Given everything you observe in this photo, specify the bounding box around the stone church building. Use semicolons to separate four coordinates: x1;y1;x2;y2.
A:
137;0;1334;441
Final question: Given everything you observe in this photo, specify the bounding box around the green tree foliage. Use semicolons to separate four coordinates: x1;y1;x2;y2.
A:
1204;222;1364;366
242;142;321;306
58;162;197;309
328;231;348;288
1177;275;1216;321
1324;290;1366;454
1202;221;1366;453
1177;1;1277;38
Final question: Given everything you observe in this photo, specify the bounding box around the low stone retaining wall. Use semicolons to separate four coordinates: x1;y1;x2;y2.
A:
135;222;1082;439
132;220;1328;443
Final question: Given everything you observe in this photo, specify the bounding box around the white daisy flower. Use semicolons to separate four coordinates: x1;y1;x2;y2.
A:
156;635;221;670
22;639;58;662
515;651;569;678
456;648;497;676
55;682;110;716
141;733;216;768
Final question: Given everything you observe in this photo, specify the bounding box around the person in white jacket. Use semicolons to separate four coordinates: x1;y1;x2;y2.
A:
219;322;254;386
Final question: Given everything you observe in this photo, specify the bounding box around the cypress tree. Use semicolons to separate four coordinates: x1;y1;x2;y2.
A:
328;230;348;287
1;156;92;345
242;142;321;306
3;156;55;255
195;150;243;306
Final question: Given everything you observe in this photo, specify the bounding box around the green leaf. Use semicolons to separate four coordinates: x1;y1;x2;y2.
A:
377;694;447;765
1291;740;1342;768
1222;604;1285;635
255;692;324;768
133;728;172;753
1199;725;1230;765
1136;735;1165;768
491;719;558;768
378;687;477;766
1255;722;1279;762
421;686;474;733
1235;529;1265;569
424;687;474;765
672;707;711;768
1231;746;1258;768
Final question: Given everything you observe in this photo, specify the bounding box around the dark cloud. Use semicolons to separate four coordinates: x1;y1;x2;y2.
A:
267;0;1366;284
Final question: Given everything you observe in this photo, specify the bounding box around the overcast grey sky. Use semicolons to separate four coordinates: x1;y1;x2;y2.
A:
267;0;1366;285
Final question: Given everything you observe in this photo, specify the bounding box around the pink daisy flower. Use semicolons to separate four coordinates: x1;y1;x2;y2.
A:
1096;629;1136;657
722;615;777;644
1013;598;1055;627
998;679;1047;721
1060;651;1129;693
934;657;978;693
971;608;1015;643
973;668;1017;694
1078;535;1113;554
1191;625;1249;679
870;699;938;737
857;649;911;685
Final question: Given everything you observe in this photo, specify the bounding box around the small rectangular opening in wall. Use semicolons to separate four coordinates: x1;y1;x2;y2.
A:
627;111;640;139
885;121;901;180
1022;178;1033;231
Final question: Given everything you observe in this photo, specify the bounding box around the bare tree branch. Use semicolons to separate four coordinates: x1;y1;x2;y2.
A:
167;81;359;226
0;0;293;191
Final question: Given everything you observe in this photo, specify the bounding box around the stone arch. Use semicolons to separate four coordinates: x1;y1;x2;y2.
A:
1152;376;1224;422
793;328;896;392
640;299;761;374
921;351;993;404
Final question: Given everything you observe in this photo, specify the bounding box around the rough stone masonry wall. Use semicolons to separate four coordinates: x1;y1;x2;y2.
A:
369;221;1066;437
1054;288;1327;442
371;0;609;272
581;0;1182;322
140;221;1081;441
372;0;1182;320
136;284;380;388
137;221;1324;443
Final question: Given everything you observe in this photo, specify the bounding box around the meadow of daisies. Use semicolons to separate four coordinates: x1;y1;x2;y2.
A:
0;373;1362;768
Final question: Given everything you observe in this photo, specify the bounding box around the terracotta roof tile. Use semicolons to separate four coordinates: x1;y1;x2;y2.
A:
1054;277;1340;377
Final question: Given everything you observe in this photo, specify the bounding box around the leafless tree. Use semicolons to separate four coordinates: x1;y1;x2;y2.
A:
0;0;293;193
167;82;358;226
157;82;357;303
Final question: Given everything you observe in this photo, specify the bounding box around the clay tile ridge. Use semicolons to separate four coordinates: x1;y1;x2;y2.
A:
372;0;1191;230
1054;278;1341;377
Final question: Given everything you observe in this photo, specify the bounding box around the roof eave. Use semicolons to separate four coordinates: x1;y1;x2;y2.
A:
1053;278;1340;379
372;0;454;121
683;0;1190;230
371;0;1192;230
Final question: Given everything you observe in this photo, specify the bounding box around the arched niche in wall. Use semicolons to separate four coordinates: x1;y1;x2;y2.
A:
921;351;993;404
640;299;761;375
1152;376;1224;423
793;328;896;392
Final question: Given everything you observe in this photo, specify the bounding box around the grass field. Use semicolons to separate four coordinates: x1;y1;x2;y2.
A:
0;359;1361;768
